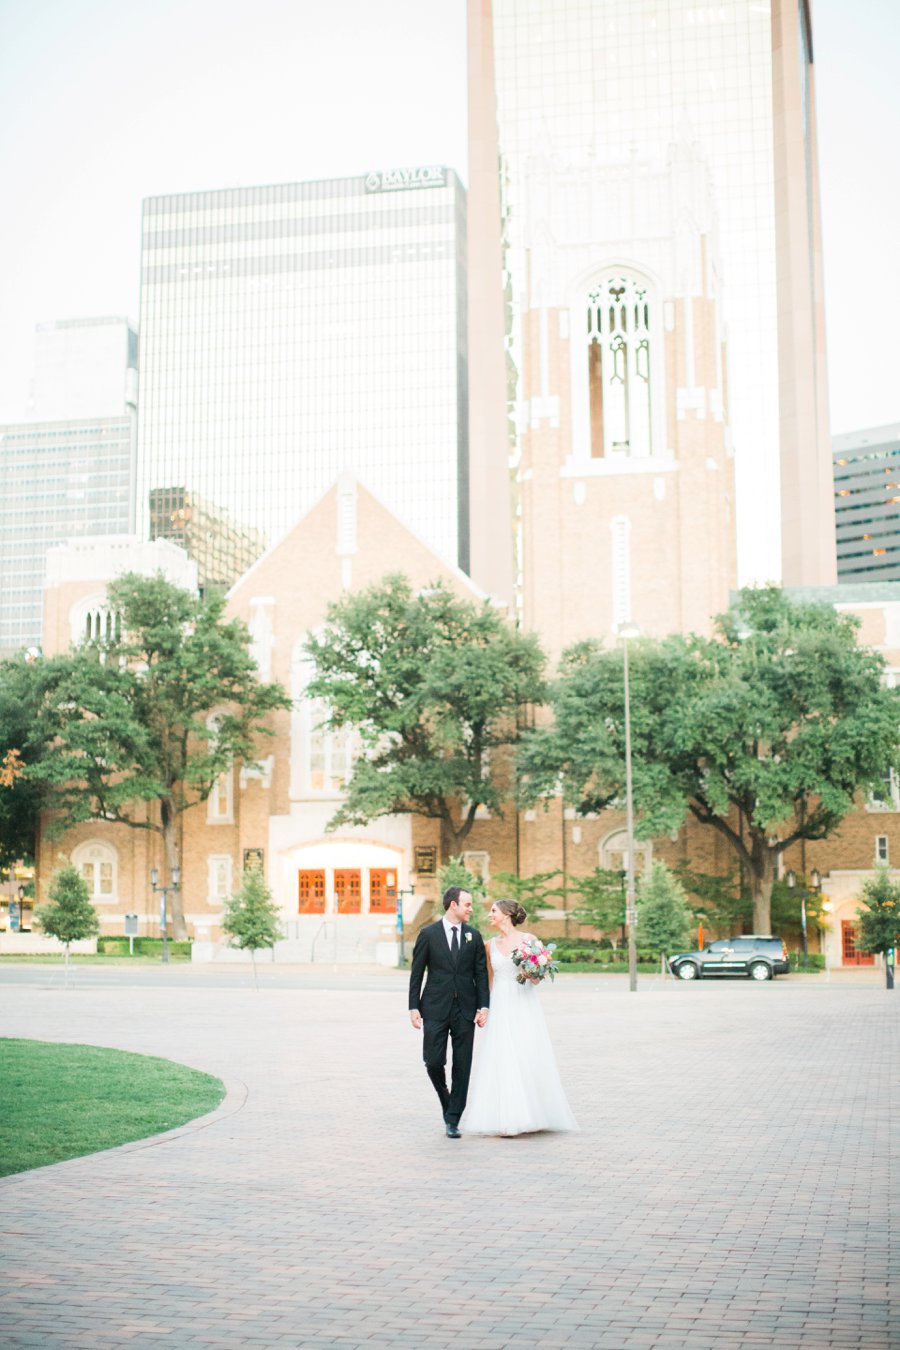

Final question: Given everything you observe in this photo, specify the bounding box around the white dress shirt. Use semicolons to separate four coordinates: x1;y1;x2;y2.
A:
441;915;463;950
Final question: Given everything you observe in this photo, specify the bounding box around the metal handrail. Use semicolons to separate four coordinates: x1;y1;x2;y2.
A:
310;920;332;964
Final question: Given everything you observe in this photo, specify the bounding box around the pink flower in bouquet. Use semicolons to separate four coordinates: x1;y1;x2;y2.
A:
511;936;560;983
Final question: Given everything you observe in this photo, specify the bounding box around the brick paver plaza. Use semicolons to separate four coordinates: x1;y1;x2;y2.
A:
0;969;897;1348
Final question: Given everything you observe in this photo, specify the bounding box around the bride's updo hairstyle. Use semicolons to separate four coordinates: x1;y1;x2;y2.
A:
496;899;527;927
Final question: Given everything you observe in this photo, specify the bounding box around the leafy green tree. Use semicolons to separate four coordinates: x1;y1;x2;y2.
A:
0;654;78;868
436;856;490;933
857;869;900;989
567;867;627;948
671;861;827;948
34;864;100;981
28;573;290;939
636;862;693;957
221;869;283;989
521;587;900;934
489;869;565;923
305;574;546;858
670;862;750;937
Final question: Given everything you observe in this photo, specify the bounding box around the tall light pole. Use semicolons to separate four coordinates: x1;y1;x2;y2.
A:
786;867;820;968
150;866;180;964
618;622;640;993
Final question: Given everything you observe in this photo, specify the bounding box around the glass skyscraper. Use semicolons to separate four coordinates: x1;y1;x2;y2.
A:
833;424;900;583
0;318;137;655
137;168;468;586
0;417;136;654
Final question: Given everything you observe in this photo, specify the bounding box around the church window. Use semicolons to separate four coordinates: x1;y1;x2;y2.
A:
83;606;122;645
208;854;233;902
291;646;355;798
307;697;353;792
587;274;654;459
72;841;117;901
600;829;651;878
206;714;234;823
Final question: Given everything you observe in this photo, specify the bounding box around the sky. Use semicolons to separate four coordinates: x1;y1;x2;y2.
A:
0;0;897;568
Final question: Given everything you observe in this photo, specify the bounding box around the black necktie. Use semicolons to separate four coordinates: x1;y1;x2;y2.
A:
451;926;459;962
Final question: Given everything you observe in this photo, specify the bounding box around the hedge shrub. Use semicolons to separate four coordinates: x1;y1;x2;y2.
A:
97;937;192;958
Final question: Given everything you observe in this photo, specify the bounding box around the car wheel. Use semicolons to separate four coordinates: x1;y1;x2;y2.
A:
749;961;771;981
677;961;699;980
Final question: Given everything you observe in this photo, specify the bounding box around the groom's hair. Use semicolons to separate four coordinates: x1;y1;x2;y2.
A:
442;886;467;910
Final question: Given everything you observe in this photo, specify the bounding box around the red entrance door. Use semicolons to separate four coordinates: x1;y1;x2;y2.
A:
369;868;397;914
334;869;361;913
841;921;875;966
298;870;326;914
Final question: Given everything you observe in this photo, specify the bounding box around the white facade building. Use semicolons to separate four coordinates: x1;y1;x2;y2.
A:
28;317;138;421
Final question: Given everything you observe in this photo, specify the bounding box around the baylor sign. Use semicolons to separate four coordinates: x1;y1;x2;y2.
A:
364;166;446;193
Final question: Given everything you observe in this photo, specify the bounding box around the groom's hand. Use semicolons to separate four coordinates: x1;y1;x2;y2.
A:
409;1010;423;1029
475;1008;488;1027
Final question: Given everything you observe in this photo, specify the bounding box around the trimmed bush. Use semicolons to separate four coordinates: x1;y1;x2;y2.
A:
554;942;657;966
789;951;825;972
97;937;192;958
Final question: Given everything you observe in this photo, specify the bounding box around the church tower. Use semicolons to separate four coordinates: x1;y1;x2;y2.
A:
467;0;835;657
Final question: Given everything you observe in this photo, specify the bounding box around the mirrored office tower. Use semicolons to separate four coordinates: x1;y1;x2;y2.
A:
137;169;468;588
0;317;137;655
468;0;835;655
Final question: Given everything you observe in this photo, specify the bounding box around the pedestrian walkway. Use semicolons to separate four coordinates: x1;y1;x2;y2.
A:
0;975;897;1348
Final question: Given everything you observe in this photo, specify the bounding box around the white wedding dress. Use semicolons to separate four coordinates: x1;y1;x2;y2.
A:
461;937;579;1136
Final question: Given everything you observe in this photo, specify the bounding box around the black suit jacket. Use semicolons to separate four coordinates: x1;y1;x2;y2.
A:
408;920;490;1021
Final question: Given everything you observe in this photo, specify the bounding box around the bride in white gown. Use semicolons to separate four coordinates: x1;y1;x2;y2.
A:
461;900;578;1136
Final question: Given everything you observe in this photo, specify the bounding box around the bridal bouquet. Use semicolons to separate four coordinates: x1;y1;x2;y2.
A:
511;938;559;984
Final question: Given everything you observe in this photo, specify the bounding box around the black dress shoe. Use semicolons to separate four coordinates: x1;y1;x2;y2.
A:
445;1123;461;1138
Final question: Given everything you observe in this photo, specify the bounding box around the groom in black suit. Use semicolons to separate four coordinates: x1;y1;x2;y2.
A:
408;886;490;1138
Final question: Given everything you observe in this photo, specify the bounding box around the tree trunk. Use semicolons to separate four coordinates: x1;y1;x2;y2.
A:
160;799;187;940
748;831;777;934
251;949;258;991
439;811;469;866
64;942;70;988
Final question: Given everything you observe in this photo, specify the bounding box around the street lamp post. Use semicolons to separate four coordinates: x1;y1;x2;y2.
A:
150;866;181;964
786;868;821;968
394;884;414;967
618;622;640;993
809;869;822;969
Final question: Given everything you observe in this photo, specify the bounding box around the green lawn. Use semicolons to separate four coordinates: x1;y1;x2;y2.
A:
0;1039;225;1178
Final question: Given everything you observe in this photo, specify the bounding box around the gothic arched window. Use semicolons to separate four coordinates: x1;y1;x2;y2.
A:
69;593;123;650
587;273;654;459
72;840;118;902
290;642;355;799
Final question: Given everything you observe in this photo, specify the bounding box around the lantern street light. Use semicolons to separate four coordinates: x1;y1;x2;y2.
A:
618;621;641;993
786;867;820;968
150;865;181;964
